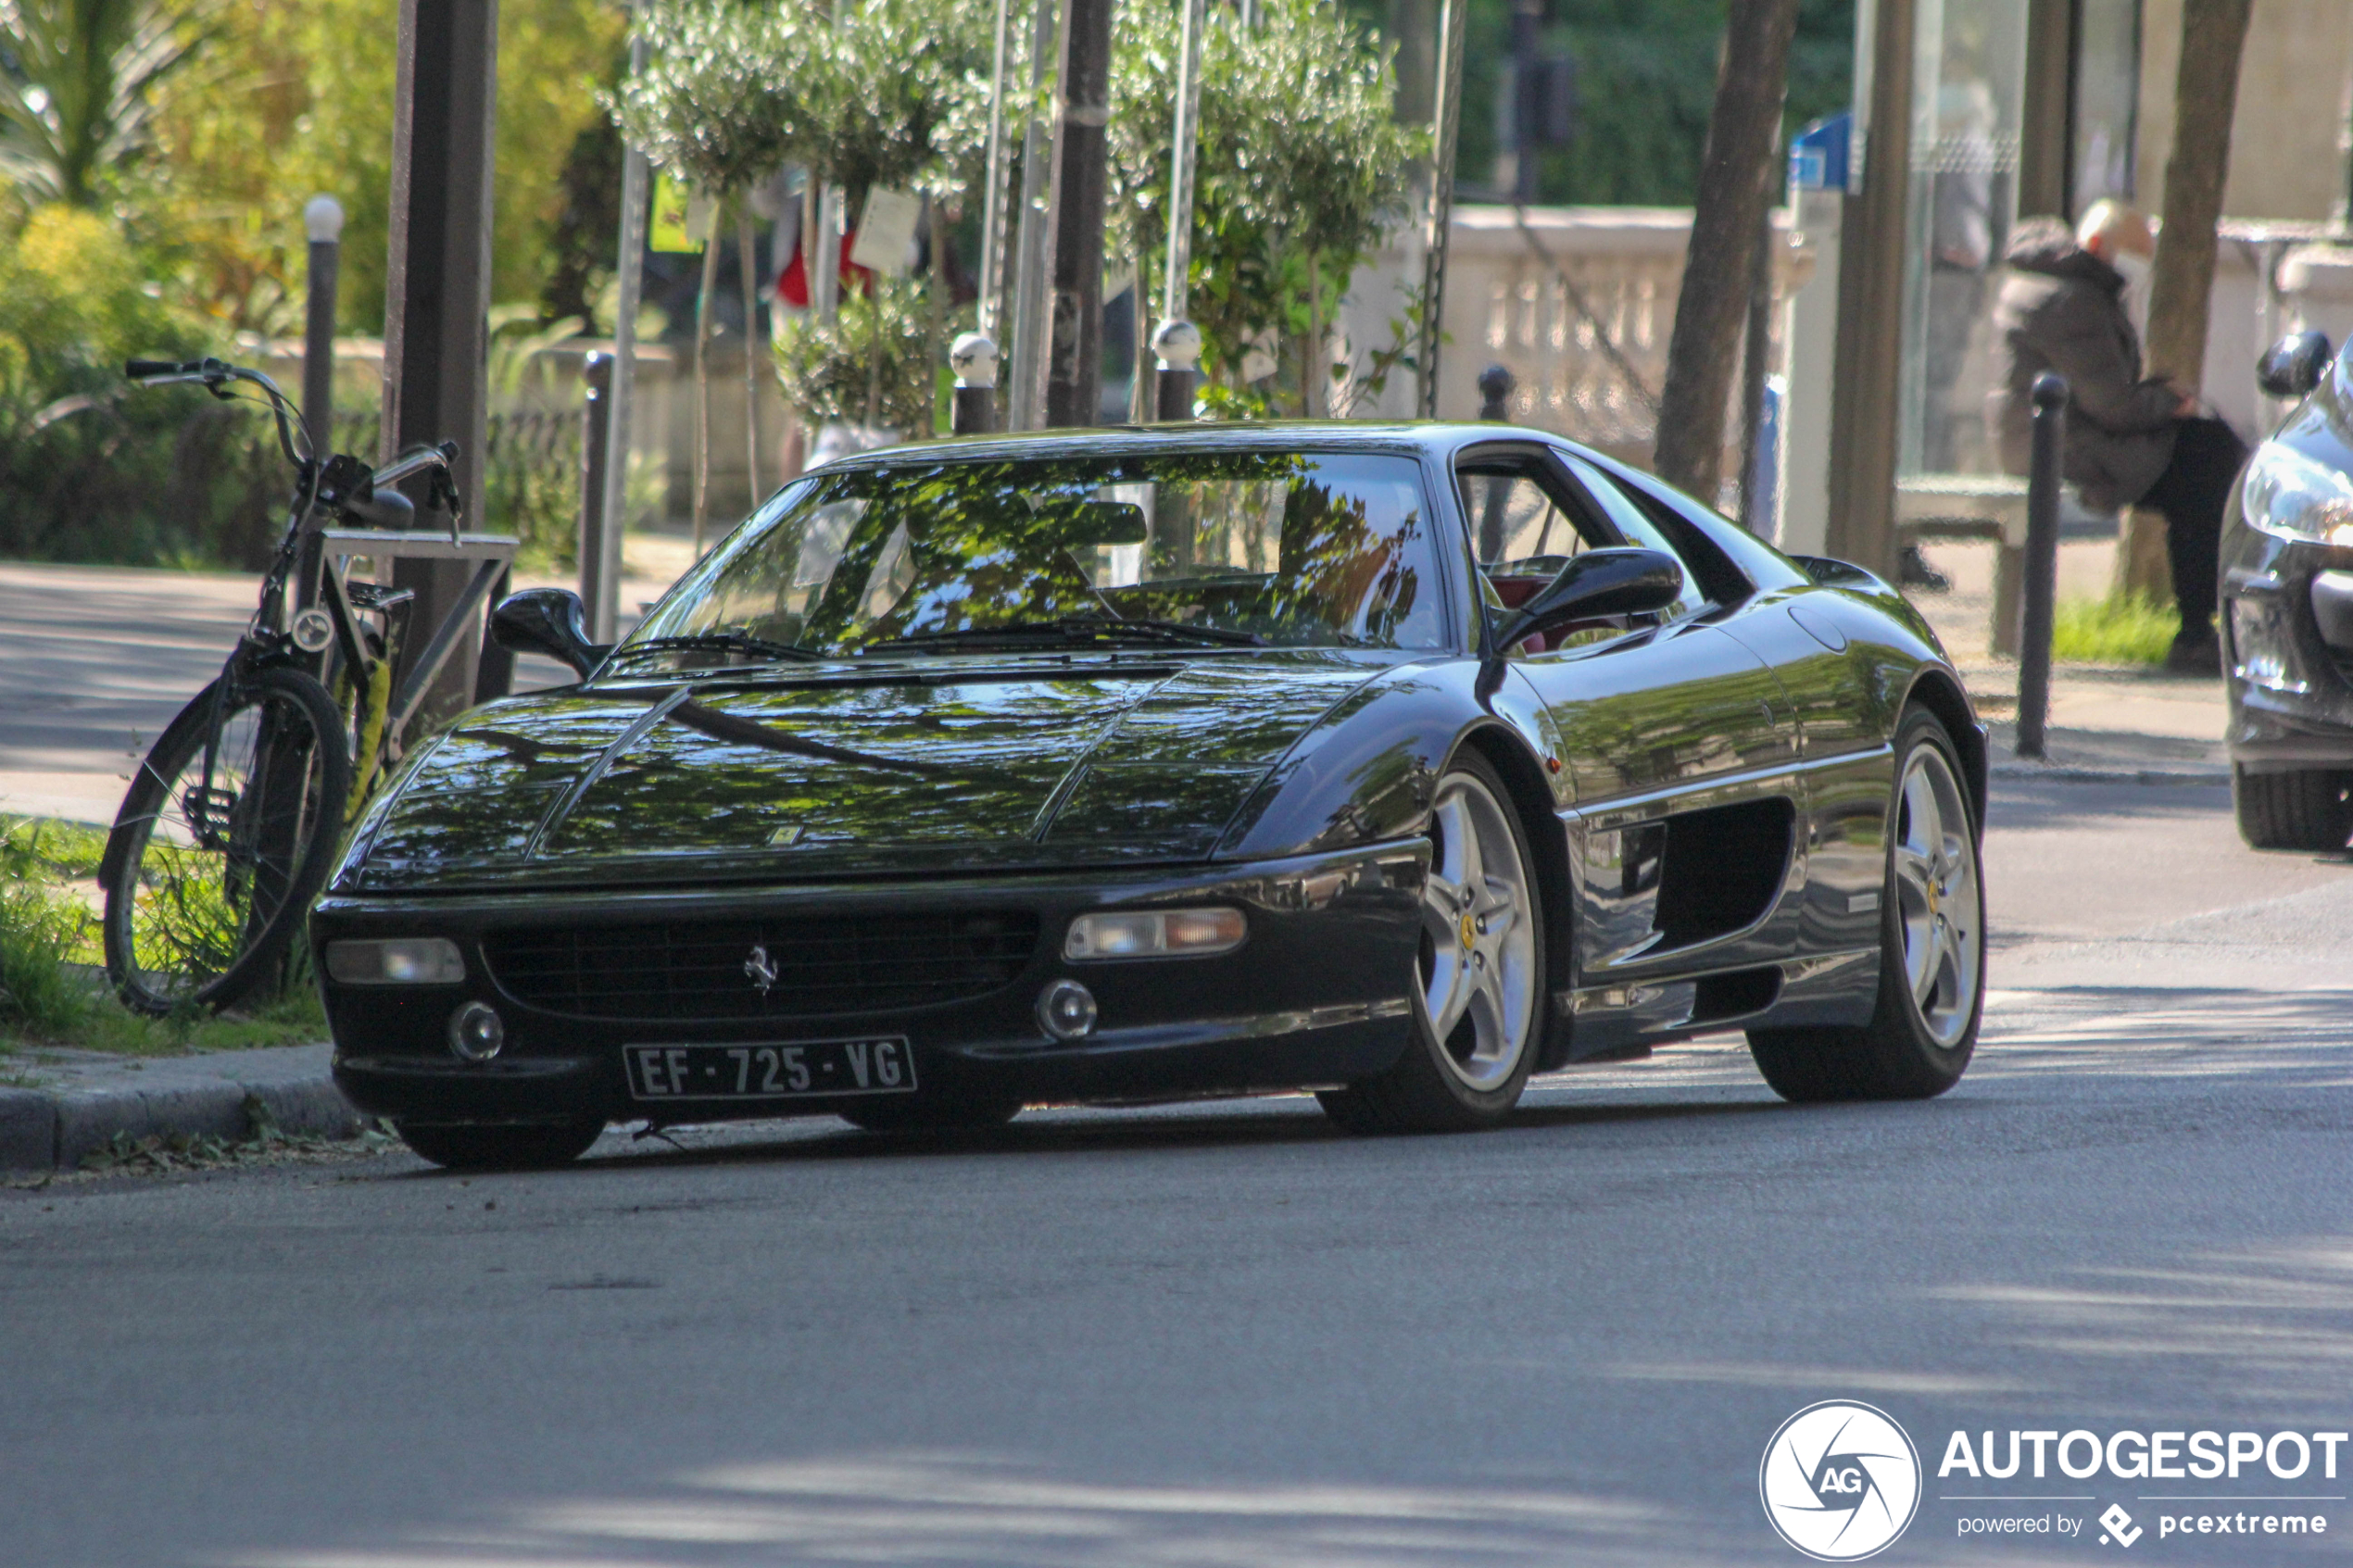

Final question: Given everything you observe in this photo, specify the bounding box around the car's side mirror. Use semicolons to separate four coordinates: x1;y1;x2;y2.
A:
1493;547;1685;650
489;587;610;678
2259;330;2333;401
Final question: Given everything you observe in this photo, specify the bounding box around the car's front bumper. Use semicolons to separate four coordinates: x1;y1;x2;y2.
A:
2219;522;2353;771
314;841;1428;1127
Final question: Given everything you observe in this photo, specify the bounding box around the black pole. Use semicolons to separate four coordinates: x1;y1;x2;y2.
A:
1042;0;1112;427
294;196;343;616
951;332;1000;434
577;351;614;627
384;0;497;727
1476;364;1515;558
2016;370;2067;759
1152;320;1200;421
1509;0;1541;204
302;197;342;456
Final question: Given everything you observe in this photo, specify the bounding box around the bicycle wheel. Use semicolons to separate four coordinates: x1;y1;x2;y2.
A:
103;667;354;1015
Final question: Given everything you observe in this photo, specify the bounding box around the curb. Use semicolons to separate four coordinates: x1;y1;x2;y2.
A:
0;1046;358;1173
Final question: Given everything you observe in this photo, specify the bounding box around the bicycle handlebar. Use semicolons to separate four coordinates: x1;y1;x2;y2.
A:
123;359;466;524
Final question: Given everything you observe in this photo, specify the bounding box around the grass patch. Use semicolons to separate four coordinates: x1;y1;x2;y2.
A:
0;813;326;1057
2051;594;2178;666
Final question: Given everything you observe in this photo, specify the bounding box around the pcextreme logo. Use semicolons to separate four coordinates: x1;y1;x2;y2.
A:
1761;1400;1924;1561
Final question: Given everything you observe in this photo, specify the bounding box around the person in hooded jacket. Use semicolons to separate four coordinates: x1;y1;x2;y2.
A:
1988;200;2247;673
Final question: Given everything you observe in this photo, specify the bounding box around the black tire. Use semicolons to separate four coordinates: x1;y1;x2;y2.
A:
102;668;353;1016
837;1096;1022;1133
1748;706;1984;1102
395;1120;606;1171
2232;766;2353;851
1318;748;1546;1134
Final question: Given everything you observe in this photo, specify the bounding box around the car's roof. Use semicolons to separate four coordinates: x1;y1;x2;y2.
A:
817;420;1585;472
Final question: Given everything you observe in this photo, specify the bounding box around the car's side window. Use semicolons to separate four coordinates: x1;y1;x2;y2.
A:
1456;448;1680;655
1549;452;1712;620
1458;471;1597;571
1569;455;1769;606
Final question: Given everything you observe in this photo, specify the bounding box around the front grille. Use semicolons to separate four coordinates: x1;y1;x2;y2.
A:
484;911;1041;1022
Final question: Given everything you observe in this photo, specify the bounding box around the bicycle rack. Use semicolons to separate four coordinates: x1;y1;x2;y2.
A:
319;528;519;753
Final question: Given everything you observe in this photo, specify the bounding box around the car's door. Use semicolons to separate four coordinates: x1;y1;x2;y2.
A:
1595;458;1881;763
1456;445;1801;1004
1587;458;1895;965
1459;444;1796;800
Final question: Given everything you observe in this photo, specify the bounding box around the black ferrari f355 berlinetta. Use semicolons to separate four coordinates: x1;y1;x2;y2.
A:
311;423;1989;1169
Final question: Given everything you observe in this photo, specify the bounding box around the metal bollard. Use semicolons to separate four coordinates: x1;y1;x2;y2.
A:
302;196;343;456
1151;320;1201;421
2016;371;2067;759
1477;363;1514;421
950;332;999;434
577;351;615;629
294;195;344;620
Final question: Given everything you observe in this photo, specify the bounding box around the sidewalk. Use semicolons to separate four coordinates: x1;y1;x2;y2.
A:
0;1042;351;1172
1912;537;2230;784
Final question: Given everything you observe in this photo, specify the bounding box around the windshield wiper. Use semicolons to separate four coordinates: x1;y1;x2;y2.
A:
862;616;1265;654
610;632;821;665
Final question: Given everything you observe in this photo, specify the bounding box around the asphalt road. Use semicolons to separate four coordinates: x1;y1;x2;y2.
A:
6;774;2352;1568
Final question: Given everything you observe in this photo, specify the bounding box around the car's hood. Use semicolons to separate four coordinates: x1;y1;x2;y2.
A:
343;651;1395;891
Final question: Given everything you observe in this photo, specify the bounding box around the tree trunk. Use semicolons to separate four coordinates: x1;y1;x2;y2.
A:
1737;178;1775;529
693;224;719;556
1652;0;1799;501
736;199;762;504
2145;0;2254;389
1304;250;1324;419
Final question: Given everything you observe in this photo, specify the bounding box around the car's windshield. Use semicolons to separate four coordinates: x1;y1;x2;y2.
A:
615;449;1445;668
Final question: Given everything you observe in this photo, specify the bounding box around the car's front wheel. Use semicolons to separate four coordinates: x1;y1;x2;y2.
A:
2232;765;2353;851
394;1120;605;1171
1319;749;1545;1134
1748;705;1983;1101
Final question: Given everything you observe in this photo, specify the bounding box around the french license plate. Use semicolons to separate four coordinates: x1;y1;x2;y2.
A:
624;1038;917;1102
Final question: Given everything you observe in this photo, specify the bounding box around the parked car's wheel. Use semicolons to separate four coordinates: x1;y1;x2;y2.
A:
394;1119;605;1171
837;1097;1022;1133
1749;706;1982;1102
1319;749;1544;1134
2232;765;2353;851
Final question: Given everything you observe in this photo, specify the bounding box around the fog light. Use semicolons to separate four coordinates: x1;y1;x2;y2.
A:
326;937;466;985
2229;595;2311;695
1063;906;1246;960
1038;979;1098;1041
447;1001;505;1062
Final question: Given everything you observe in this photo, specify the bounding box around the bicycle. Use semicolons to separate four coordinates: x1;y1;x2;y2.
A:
99;357;481;1016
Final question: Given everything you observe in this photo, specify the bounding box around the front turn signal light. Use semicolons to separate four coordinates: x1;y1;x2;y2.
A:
1063;907;1246;960
325;937;467;985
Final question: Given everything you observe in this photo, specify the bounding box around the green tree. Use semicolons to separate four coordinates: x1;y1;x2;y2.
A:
1420;0;1852;207
135;0;623;334
617;0;998;444
0;0;200;208
1108;0;1420;415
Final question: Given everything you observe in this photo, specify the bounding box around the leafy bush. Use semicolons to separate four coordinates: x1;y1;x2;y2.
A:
773;277;959;439
0;207;290;567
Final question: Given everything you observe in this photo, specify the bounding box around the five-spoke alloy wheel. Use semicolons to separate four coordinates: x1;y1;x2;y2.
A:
1320;748;1545;1133
1749;704;1984;1101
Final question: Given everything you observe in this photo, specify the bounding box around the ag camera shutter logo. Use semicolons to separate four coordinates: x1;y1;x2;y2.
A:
1761;1400;1922;1560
